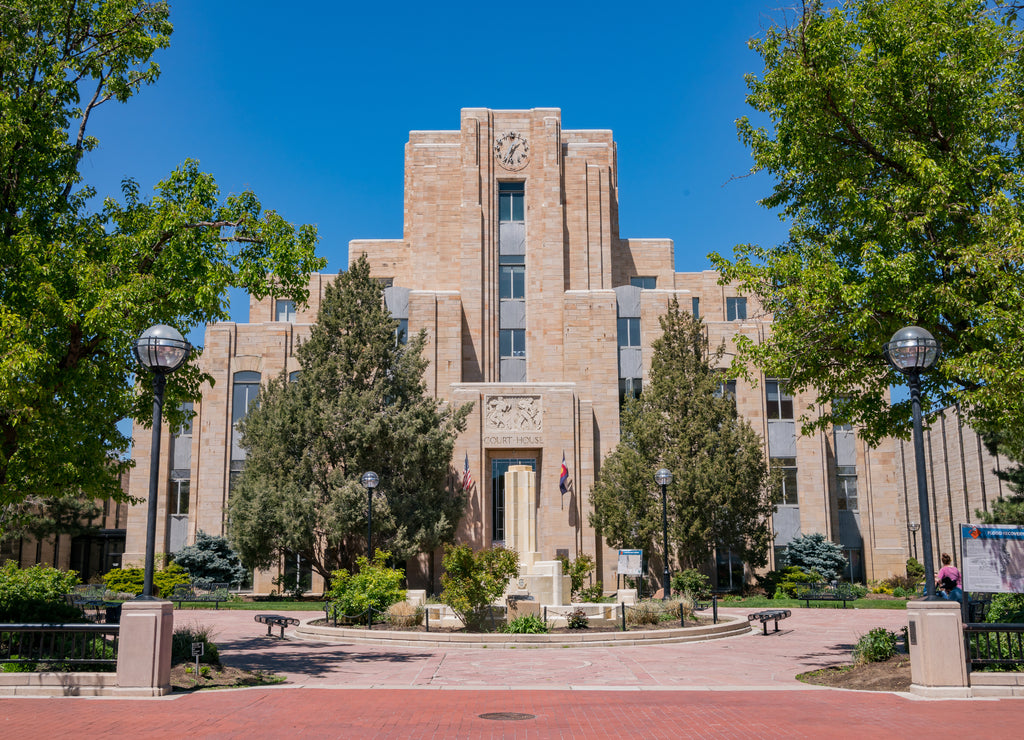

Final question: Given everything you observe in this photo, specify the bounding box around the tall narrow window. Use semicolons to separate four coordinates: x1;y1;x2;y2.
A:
500;262;526;299
499;329;526;358
765;379;794;420
726;297;747;321
714;377;736;399
231;371;261;464
499;182;525;222
774;458;799;505
395;318;408;345
617;317;640;348
275;299;295;322
692;297;700;319
837;466;858;510
619;377;642;405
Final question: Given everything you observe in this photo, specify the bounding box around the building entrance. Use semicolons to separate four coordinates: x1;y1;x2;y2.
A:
490;457;535;544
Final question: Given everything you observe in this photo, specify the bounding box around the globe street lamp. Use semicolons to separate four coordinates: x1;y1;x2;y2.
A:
134;325;192;599
362;471;380;561
884;326;940;598
655;467;673;600
908;521;921;560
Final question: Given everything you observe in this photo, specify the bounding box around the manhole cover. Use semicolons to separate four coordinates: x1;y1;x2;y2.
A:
478;712;535;721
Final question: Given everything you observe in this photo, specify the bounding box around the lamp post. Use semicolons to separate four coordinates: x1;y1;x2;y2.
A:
884;326;940;598
908;521;921;560
362;471;379;561
655;468;673;599
134;324;192;599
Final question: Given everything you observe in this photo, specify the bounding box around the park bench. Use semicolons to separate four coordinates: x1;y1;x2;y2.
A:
747;609;791;635
169;583;230;609
66;585;121;622
798;582;857;608
255;613;299;638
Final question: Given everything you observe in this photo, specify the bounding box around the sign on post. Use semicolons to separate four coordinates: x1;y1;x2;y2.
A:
617;549;643;576
192;641;204;683
961;524;1024;594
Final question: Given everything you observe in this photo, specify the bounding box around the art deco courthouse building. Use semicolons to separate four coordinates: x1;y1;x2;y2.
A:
125;108;908;593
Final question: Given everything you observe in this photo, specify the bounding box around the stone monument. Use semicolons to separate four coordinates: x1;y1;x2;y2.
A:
503;465;571;605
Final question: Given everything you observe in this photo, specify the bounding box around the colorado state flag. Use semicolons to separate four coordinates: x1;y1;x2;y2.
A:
559;453;569;494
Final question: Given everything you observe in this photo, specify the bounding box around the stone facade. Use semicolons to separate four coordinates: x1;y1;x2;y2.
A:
126;108;917;594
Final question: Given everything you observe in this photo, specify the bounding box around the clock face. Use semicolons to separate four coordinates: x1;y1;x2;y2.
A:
494;130;530;171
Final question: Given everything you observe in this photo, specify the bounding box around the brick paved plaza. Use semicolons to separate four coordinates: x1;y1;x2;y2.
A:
1;607;1021;738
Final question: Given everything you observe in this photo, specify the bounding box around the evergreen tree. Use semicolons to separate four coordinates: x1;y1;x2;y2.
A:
589;299;777;573
172;531;247;587
228;256;472;585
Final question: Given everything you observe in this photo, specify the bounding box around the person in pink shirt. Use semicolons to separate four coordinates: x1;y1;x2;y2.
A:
936;552;963;603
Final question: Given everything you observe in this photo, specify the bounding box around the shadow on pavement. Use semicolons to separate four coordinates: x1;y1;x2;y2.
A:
216;636;435;678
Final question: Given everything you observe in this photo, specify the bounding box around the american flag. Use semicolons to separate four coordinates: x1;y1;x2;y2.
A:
462;454;473;491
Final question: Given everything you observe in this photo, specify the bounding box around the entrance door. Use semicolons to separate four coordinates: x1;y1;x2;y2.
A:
490;458;535;545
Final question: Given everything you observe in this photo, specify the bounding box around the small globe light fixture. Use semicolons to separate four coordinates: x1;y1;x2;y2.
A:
655;468;673;599
134;324;192;599
362;472;380;560
884;326;940;598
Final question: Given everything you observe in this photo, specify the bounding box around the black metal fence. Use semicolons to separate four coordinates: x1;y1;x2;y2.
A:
0;624;119;670
963;623;1024;671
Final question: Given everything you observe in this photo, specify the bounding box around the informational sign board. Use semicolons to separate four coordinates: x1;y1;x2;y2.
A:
961;524;1024;594
617;549;643;576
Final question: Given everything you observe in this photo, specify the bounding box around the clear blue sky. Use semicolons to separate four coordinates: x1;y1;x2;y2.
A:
84;0;794;341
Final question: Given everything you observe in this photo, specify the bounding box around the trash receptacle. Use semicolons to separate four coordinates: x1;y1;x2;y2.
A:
105;603;122;624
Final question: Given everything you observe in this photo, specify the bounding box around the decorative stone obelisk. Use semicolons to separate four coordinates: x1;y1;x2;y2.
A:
503;465;570;605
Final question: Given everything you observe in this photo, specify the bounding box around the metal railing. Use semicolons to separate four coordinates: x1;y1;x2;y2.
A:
963;623;1024;671
0;624;119;669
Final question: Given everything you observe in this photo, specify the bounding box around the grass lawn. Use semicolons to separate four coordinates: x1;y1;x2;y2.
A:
717;595;909;610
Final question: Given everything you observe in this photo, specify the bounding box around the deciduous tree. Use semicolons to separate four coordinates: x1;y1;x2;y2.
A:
227;257;472;584
711;0;1024;443
0;1;323;522
589;300;777;575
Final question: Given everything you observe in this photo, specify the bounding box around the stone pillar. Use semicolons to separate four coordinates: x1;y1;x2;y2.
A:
116;601;174;696
906;599;969;698
504;466;536;561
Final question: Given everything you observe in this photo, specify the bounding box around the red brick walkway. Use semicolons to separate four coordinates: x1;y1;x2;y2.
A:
1;687;1020;738
2;606;1021;737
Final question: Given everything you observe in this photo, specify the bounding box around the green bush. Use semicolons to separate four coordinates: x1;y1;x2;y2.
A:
440;544;519;631
503;613;548;634
326;550;405;622
906;557;925;583
755;568;787;597
783;533;847;580
853;627;899;663
101;563;191;597
774;566;821;598
986;593;1024;624
670;568;712;600
0;561;83;622
578;582;607;602
566;607;589;629
171;623;220;665
557;553;595;601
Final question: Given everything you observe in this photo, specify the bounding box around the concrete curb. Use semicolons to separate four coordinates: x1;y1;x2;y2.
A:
292;614;751;648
